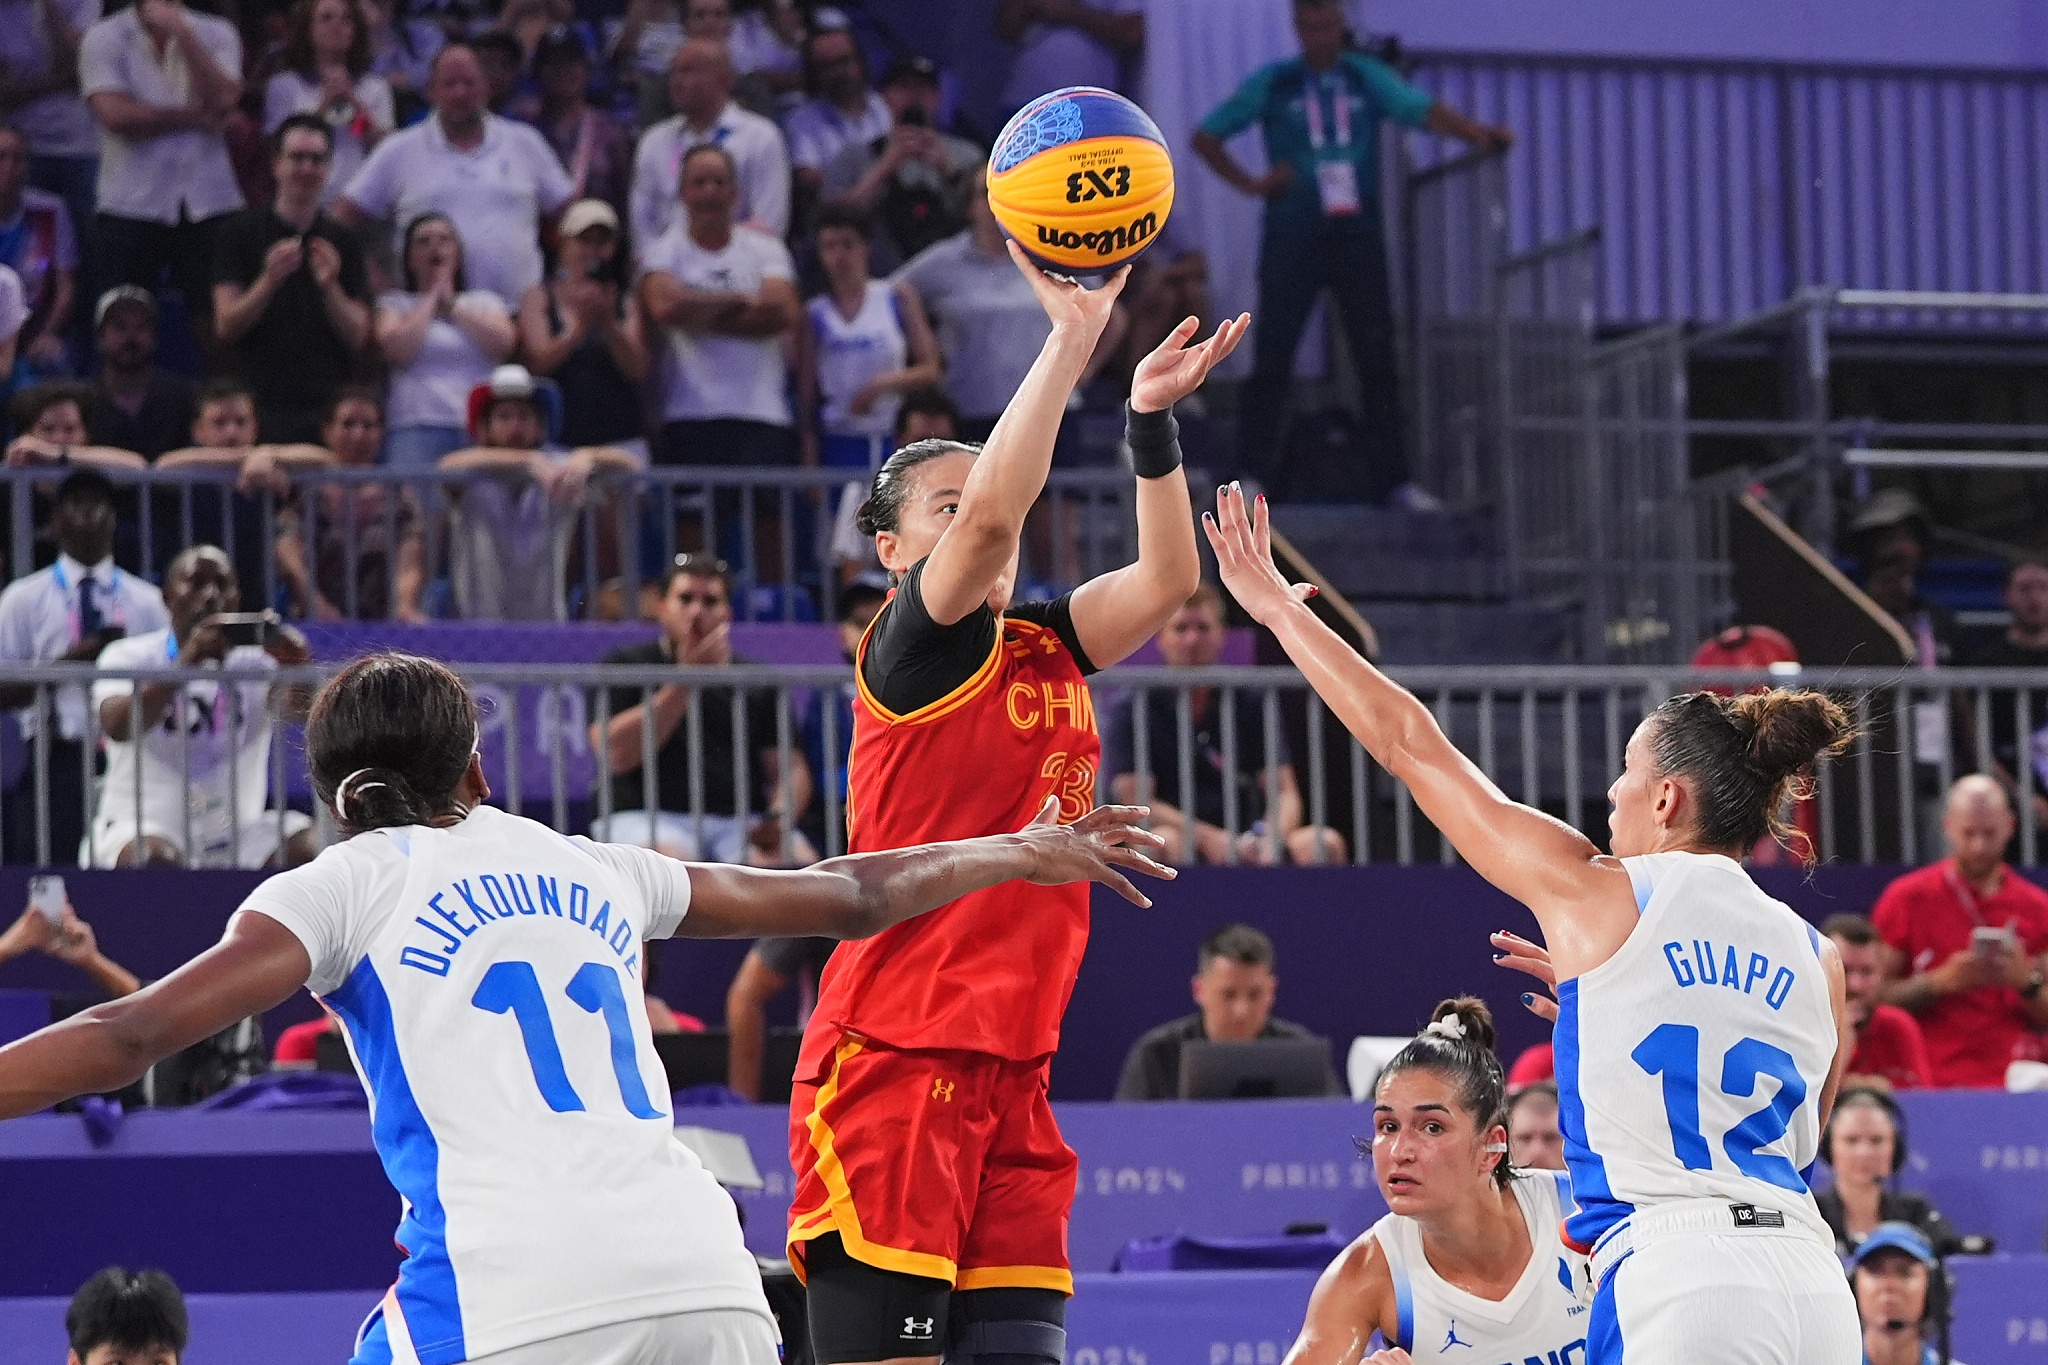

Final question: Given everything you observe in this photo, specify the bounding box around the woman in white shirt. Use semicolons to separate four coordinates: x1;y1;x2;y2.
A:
264;0;395;203
377;213;517;471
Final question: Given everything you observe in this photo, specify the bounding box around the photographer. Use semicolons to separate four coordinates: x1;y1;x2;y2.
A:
87;545;317;868
0;895;139;999
1850;1223;1962;1365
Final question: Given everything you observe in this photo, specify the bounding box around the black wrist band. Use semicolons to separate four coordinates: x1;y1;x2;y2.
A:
1125;401;1182;480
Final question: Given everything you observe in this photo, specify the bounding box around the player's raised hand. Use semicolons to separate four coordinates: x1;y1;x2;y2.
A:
1491;929;1560;1022
1017;797;1175;906
1204;482;1315;626
1006;238;1129;342
1130;311;1251;414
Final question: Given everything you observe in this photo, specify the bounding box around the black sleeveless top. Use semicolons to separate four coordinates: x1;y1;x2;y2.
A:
548;287;645;447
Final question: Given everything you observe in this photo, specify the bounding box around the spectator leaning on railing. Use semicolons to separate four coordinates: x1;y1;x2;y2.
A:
373;211;517;470
1106;582;1347;866
80;285;193;463
274;386;426;622
438;363;639;620
1823;912;1934;1090
0;124;78;382
152;375;334;497
89;544;317;869
0;468;168;865
80;0;245;345
6;381;146;470
588;552;815;865
334;41;572;307
1874;773;2048;1088
210;113;373;445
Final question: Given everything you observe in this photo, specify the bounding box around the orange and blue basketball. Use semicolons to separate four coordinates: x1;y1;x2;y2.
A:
986;86;1175;272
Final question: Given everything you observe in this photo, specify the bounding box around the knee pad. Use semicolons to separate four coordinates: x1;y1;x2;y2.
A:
945;1288;1067;1365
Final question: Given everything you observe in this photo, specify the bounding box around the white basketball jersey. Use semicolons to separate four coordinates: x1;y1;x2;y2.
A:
1374;1169;1591;1364
809;281;907;439
1557;852;1838;1254
243;806;773;1365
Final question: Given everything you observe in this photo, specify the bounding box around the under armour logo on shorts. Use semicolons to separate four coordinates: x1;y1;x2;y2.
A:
931;1078;955;1102
903;1316;936;1340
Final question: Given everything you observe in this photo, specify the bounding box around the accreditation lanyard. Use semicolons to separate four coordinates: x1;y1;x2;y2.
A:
1301;69;1362;215
162;630;227;739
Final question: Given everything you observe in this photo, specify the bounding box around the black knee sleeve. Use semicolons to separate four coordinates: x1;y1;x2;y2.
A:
945;1287;1068;1365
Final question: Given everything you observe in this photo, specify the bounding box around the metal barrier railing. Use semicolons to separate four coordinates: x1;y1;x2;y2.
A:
6;662;2045;870
1400;51;2048;323
3;465;1138;625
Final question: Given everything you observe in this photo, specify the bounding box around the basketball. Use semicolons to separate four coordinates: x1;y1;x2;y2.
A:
987;85;1175;272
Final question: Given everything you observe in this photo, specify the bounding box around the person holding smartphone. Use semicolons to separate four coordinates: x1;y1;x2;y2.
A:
0;881;141;999
1873;774;2048;1087
86;545;319;870
0;469;169;867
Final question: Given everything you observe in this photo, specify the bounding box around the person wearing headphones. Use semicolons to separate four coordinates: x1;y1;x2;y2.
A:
1849;1222;1960;1365
1817;1085;1966;1257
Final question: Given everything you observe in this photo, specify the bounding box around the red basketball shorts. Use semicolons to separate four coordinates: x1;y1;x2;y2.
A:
786;1030;1077;1293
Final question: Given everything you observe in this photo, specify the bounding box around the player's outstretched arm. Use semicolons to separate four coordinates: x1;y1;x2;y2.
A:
1067;310;1250;668
0;911;311;1121
1205;485;1636;974
673;800;1173;940
918;244;1127;627
1282;1231;1398;1365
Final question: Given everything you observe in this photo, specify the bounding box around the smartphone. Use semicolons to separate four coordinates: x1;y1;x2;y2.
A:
28;875;65;926
1972;923;2016;956
211;611;279;649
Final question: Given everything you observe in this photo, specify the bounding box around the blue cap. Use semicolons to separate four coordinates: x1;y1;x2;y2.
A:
1849;1221;1935;1272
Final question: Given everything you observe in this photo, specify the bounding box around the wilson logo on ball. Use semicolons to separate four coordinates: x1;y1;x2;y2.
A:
1035;210;1160;259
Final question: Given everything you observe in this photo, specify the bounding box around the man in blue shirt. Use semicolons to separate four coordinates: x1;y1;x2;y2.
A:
1195;0;1508;505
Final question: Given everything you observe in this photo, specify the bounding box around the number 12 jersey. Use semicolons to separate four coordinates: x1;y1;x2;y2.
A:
1556;851;1839;1253
245;806;774;1365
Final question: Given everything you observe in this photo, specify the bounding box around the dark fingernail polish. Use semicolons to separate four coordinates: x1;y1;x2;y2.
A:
1493;952;1506;961
1521;993;1535;1006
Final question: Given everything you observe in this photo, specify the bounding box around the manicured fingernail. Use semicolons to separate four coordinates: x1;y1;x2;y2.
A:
1231;480;1242;493
1521;993;1536;1006
1306;585;1319;597
1493;952;1507;961
1257;493;1267;505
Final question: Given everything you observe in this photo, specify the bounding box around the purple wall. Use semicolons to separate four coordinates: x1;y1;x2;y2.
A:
0;862;1932;1100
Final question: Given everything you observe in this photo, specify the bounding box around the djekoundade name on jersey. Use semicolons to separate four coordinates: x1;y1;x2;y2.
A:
1660;938;1798;1009
401;874;638;977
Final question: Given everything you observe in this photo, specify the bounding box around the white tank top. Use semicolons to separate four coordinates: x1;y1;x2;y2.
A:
809;280;908;440
1557;852;1839;1254
1373;1169;1591;1361
242;806;774;1365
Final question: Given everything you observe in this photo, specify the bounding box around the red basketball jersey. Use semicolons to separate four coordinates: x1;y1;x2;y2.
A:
801;610;1102;1069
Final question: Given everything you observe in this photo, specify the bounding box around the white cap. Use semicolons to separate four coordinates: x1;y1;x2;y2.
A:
558;199;619;239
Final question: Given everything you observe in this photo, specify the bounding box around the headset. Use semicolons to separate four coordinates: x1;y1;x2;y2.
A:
1847;1234;1953;1365
1820;1084;1909;1177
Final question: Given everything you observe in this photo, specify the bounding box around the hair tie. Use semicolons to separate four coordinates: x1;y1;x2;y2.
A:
335;768;389;824
1425;1016;1467;1042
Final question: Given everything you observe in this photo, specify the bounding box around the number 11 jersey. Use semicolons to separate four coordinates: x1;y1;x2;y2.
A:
1556;851;1839;1253
245;805;774;1365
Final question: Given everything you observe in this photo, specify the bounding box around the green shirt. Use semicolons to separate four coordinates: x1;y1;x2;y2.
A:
1199;50;1434;232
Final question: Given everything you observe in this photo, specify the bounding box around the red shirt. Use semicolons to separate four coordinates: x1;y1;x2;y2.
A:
1507;1043;1555;1090
1847;1004;1934;1089
1871;859;2048;1088
802;608;1100;1070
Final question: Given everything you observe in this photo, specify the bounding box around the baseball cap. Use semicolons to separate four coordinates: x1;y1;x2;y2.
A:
880;53;940;89
94;285;158;330
466;364;562;442
1848;1222;1936;1273
533;24;587;68
559;198;619;239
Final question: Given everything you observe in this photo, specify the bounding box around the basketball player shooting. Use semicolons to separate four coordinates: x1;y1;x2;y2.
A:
1205;485;1863;1364
784;243;1246;1365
